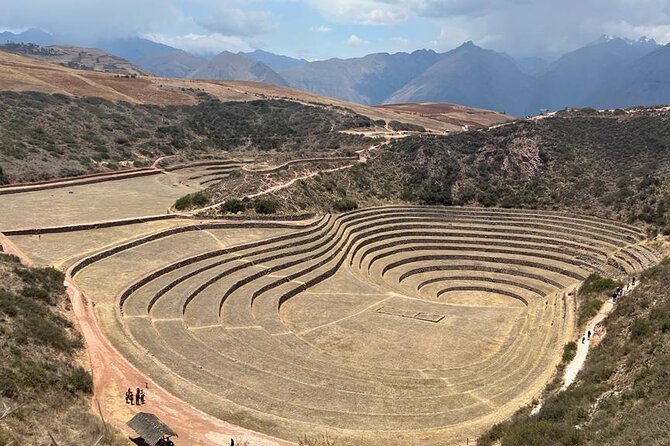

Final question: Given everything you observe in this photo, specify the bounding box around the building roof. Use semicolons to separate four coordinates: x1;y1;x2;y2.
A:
127;412;178;446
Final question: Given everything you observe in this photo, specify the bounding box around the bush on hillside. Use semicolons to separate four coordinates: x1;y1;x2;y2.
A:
579;274;617;295
332;198;358;212
220;198;247;214
388;120;426;132
0;165;8;184
254;197;280;214
174;192;209;210
562;341;578;363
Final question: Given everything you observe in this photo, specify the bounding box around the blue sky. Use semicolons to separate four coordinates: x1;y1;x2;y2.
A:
2;0;670;60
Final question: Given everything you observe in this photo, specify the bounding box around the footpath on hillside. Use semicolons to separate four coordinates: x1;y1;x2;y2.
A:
562;280;638;390
531;279;638;417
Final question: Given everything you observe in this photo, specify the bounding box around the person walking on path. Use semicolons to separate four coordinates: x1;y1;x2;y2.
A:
587;330;591;340
582;335;586;344
125;388;133;405
135;387;141;406
139;389;146;405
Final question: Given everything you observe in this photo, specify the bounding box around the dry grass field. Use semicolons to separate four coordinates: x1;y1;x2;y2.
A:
376;102;514;128
0;172;200;230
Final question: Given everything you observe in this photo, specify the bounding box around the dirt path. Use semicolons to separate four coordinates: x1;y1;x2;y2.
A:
65;277;296;446
190;143;384;215
0;232;34;266
561;280;638;390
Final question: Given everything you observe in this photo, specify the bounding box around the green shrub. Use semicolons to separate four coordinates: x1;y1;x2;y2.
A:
190;192;208;207
0;165;8;185
630;318;651;341
220;199;247;214
501;421;582;446
174;195;192;210
254;198;280;214
21;286;49;302
332;198;358;212
387;120;426;132
562;341;578;363
61;366;93;394
579;274;617;295
174;193;208;210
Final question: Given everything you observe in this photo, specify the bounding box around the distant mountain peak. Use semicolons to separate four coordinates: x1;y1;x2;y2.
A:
458;41;479;49
189;50;288;86
591;34;658;47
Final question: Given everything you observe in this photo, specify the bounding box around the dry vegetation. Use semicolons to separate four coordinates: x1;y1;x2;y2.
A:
0;253;124;446
0;43;146;76
0;91;373;182
376;102;514;128
0;50;483;135
264;108;670;233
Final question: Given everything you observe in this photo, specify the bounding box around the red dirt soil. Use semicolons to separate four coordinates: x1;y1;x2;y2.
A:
376;102;514;128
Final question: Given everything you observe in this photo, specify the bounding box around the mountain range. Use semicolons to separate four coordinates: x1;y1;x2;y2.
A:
2;29;669;116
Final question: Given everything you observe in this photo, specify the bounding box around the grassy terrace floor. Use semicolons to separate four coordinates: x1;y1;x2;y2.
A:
0;173;197;230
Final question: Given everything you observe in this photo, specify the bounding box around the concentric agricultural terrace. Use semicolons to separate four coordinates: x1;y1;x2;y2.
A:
0;160;662;445
72;208;659;444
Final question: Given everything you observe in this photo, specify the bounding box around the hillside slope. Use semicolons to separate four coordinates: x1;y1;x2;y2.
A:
385;42;533;116
189;51;288;86
262;108;670;231
376;102;514;128
533;37;659;111
0;253;124;445
478;257;670;446
0;50;470;133
281;49;441;105
0;91;374;182
98;37;207;78
1;42;146;76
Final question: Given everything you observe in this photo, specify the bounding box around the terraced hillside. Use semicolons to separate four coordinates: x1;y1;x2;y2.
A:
66;205;659;445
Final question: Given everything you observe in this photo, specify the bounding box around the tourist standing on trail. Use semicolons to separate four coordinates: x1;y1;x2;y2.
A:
125;388;133;404
587;330;591;340
139;389;146;405
582;335;586;344
230;439;235;446
135;387;141;405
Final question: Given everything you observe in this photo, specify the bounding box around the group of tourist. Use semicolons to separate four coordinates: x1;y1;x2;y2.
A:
125;387;146;405
580;277;638;345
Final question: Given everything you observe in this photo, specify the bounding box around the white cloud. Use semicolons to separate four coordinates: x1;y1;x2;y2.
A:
345;34;367;46
603;20;670;44
310;25;332;32
143;32;253;55
301;0;670;56
198;7;275;37
305;1;408;25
